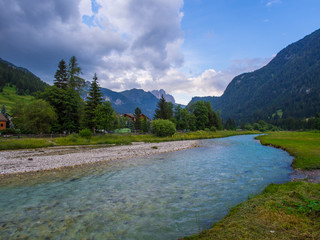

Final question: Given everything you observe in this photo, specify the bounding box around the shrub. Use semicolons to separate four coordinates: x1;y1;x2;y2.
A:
0;128;17;135
79;128;92;139
151;119;176;137
210;126;217;132
68;133;79;142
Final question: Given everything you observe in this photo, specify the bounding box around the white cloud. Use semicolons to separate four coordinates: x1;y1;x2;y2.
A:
0;0;184;85
266;0;281;7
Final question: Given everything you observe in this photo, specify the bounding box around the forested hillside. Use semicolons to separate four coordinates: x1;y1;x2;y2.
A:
189;28;320;123
0;58;48;95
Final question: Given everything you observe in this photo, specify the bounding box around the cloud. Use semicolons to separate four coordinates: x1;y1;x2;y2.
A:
0;0;273;105
0;0;184;83
145;56;273;104
265;0;281;7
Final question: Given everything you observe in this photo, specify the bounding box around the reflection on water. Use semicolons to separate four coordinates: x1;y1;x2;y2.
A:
0;135;293;239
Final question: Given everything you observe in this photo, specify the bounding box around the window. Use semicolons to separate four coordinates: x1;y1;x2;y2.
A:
0;123;3;127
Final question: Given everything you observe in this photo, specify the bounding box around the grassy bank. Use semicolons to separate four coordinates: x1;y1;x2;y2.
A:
0;130;258;151
184;131;320;240
257;131;320;170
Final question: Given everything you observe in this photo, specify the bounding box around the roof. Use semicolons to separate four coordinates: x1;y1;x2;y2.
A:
123;113;135;118
0;112;8;122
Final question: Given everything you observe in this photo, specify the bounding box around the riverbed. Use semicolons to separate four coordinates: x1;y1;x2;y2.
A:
0;135;293;239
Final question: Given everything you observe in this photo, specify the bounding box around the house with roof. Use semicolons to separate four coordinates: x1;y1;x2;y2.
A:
122;113;150;121
0;112;8;130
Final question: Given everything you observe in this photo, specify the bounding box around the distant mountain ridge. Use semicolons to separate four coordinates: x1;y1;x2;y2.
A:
83;82;176;118
151;89;175;104
189;28;320;122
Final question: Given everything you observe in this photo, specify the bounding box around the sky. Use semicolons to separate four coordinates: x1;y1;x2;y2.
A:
0;0;320;104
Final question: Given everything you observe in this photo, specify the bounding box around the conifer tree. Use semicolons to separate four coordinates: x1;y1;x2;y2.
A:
68;56;85;91
154;95;173;120
85;73;103;132
134;107;142;131
141;116;149;132
54;60;68;89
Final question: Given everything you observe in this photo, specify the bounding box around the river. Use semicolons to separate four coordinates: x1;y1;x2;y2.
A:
0;135;293;239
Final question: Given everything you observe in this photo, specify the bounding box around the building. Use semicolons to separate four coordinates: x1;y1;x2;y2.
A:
123;113;150;121
0;112;8;130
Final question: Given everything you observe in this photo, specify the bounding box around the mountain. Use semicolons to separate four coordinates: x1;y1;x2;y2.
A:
0;58;48;94
189;28;320;122
83;82;160;118
151;89;175;104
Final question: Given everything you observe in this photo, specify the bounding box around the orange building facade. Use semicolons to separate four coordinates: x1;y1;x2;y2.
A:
0;113;8;130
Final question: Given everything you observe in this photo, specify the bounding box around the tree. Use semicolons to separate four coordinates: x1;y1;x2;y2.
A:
173;105;191;130
68;56;85;91
141;116;149;133
314;113;320;130
154;95;173;120
54;59;68;89
94;101;116;133
62;87;83;133
225;118;236;130
216;110;224;130
134;107;142;131
193;101;208;130
85;73;103;132
205;101;218;128
11;100;57;134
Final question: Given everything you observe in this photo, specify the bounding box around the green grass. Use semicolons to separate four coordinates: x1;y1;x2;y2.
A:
257;131;320;170
0;130;258;151
185;182;320;240
0;85;34;112
184;131;320;239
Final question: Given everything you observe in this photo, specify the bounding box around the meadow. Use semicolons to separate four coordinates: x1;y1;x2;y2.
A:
0;86;34;112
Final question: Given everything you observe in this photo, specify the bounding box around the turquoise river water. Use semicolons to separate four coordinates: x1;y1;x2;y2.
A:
0;135;293;239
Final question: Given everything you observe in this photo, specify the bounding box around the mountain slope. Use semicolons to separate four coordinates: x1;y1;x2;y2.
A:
83;82;160;118
189;28;320;122
0;58;48;94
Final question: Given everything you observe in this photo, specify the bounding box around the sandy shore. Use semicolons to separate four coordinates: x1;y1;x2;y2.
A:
0;140;199;175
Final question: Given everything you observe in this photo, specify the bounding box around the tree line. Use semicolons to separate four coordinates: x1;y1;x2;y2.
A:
153;95;223;131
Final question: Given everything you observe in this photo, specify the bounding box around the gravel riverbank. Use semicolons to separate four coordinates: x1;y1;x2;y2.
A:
0;140;199;175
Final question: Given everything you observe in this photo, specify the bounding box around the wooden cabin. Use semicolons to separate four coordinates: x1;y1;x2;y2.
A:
0;113;8;130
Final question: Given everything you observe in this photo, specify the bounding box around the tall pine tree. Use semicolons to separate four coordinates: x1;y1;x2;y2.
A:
54;59;68;89
85;73;103;133
68;56;85;91
154;95;173;120
134;107;142;131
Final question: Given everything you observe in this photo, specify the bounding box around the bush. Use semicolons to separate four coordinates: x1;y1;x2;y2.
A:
68;133;79;142
79;128;92;139
210;126;217;132
0;128;17;135
151;119;176;137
